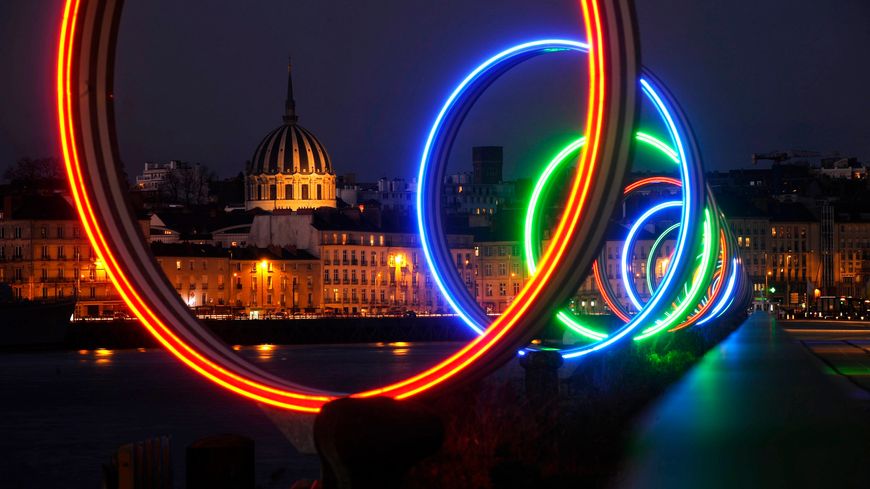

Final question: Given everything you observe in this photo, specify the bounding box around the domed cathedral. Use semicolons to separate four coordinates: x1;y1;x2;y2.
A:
245;59;337;211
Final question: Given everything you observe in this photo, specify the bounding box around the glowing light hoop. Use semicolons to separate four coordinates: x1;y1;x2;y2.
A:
57;0;640;411
621;201;683;311
524;142;685;340
417;40;705;358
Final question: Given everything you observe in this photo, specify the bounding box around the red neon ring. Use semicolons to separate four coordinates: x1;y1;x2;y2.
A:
590;176;730;330
56;0;632;412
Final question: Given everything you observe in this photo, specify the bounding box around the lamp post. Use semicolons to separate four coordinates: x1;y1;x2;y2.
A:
786;254;791;312
393;253;406;310
259;259;268;319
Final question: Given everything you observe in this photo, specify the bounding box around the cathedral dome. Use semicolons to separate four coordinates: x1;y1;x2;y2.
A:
245;59;337;212
248;122;332;175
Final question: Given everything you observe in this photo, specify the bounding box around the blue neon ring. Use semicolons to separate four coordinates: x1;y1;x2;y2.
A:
416;40;708;358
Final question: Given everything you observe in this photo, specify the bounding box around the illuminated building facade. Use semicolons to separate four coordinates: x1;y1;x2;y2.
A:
833;220;870;298
726;203;821;308
0;195;147;318
318;229;474;315
152;243;321;316
472;238;528;314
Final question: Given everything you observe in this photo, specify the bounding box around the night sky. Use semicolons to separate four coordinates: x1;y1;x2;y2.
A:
1;0;868;181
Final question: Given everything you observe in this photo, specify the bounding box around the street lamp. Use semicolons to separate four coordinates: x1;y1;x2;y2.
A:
259;260;269;318
391;253;407;308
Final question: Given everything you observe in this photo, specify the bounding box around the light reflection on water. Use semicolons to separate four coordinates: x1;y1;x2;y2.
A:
0;341;465;488
70;342;462;386
228;342;463;392
76;348;117;366
71;342;463;390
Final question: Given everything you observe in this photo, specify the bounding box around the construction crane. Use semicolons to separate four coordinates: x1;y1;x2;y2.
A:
751;150;822;165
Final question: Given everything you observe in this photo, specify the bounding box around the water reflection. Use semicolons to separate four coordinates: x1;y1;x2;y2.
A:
387;342;410;356
225;342;464;392
76;348;115;366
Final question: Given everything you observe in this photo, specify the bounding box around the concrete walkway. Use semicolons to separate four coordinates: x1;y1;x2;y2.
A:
614;312;870;489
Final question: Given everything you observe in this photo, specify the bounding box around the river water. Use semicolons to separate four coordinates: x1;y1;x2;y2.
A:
0;342;462;488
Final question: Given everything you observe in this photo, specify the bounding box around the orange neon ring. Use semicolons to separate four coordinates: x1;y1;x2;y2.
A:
592;177;731;330
590;176;682;323
57;0;639;412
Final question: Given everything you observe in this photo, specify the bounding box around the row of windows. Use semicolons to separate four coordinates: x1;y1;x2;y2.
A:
321;233;428;248
185;292;315;307
164;259;313;273
250;182;327;201
324;287;444;306
481;282;522;297
480;262;522;277
479;245;520;257
322;249;418;267
0;245;92;260
0;225;82;240
322;268;428;285
176;275;313;291
9;285;111;300
0;266;105;281
770;226;809;239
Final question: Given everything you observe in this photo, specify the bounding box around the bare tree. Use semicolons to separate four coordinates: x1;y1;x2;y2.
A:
3;157;65;189
158;163;215;207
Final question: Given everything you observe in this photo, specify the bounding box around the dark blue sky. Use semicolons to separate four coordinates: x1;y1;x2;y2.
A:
1;0;868;180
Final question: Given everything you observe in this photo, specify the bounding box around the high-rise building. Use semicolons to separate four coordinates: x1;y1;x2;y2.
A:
472;146;503;185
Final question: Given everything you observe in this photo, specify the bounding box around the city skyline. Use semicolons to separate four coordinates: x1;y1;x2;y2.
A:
1;0;869;181
4;3;870;487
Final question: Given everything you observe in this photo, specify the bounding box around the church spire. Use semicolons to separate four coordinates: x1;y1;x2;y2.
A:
283;57;298;124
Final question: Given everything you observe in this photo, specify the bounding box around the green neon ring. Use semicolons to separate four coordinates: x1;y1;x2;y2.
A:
524;132;683;341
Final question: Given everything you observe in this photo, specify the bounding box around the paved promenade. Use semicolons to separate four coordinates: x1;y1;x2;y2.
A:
614;312;870;488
